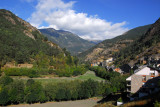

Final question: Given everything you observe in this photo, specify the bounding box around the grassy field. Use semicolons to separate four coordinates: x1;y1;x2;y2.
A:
77;71;104;81
12;71;105;84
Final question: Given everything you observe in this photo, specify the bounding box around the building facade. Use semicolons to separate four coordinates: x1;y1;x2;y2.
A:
126;66;160;98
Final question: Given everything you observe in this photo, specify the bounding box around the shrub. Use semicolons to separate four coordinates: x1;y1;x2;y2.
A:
154;101;160;107
117;97;123;102
4;68;39;78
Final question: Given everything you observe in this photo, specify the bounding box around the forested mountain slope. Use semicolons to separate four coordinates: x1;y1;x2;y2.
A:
0;9;88;78
114;18;160;65
0;9;63;65
78;24;151;62
39;28;95;55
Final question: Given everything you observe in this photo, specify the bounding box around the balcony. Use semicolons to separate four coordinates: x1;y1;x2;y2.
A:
150;73;155;77
127;82;131;86
127;86;131;92
127;89;131;92
142;80;146;83
142;75;146;82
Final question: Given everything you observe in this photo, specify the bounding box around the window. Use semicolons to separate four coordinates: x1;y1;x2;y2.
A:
127;81;131;85
127;86;131;91
142;75;146;82
150;73;155;76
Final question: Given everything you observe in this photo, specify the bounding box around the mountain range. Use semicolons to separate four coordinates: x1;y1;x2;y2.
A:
78;24;151;63
1;9;159;69
39;28;95;55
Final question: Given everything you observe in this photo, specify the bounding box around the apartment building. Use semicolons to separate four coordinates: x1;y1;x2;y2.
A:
126;66;160;98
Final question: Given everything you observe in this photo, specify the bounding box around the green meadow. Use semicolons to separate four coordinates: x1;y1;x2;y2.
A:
12;71;105;84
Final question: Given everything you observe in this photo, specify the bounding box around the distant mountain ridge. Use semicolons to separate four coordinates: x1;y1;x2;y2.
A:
39;28;95;55
86;40;102;44
78;24;151;62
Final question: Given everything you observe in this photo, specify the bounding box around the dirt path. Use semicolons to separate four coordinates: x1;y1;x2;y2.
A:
8;98;100;107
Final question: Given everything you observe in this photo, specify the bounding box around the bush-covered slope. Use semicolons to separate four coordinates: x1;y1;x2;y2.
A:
114;18;160;65
0;9;63;64
0;9;87;77
39;28;95;55
78;24;151;62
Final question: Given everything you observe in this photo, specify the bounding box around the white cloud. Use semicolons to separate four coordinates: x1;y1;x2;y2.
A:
28;0;128;40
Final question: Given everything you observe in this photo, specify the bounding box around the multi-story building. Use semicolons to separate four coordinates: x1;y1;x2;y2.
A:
102;57;113;67
126;66;160;99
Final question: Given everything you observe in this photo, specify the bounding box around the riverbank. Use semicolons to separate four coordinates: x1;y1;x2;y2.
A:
8;98;100;107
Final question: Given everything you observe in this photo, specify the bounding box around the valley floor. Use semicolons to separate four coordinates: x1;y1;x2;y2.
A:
12;71;105;84
8;98;100;107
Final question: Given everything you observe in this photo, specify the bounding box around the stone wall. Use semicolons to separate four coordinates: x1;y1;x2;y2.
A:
3;62;33;69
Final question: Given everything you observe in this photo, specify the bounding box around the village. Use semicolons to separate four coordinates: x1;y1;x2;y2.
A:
91;54;160;105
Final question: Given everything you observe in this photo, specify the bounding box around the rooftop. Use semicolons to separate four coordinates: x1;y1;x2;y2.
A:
126;66;159;81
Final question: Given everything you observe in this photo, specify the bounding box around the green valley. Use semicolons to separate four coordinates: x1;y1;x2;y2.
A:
0;1;160;106
0;9;107;106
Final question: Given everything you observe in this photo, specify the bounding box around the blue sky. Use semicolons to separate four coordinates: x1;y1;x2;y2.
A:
0;0;160;40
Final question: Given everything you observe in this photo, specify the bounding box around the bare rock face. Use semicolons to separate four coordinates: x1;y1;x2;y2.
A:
23;30;35;40
4;15;16;25
16;16;40;33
